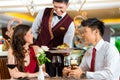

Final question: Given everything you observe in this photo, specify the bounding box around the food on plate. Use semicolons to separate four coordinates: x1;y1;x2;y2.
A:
57;43;69;49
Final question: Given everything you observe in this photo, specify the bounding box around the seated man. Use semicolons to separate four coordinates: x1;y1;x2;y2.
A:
63;18;120;80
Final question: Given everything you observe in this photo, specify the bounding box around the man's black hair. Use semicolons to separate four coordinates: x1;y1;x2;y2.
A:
81;18;105;36
53;0;69;4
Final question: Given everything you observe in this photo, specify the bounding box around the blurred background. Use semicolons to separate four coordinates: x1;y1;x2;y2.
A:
0;0;120;51
0;1;120;79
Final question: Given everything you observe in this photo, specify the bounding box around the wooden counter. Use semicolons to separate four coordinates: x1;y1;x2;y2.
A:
0;51;10;79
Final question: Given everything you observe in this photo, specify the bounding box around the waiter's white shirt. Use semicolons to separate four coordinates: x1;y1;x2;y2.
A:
80;39;120;80
32;8;75;48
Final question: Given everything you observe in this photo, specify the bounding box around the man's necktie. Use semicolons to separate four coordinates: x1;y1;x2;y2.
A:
90;48;96;72
53;13;62;19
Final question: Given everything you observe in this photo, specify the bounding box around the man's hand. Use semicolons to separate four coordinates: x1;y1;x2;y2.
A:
62;67;71;77
69;66;83;78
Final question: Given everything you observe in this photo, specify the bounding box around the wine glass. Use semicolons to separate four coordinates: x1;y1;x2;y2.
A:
64;57;70;67
70;57;78;70
6;57;17;69
52;56;62;77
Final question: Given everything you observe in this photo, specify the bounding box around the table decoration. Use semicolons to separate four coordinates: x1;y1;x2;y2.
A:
36;46;51;80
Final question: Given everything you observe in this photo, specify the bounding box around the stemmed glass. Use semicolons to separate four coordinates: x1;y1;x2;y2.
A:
70;57;78;70
6;57;17;79
64;57;70;67
6;57;17;70
52;56;62;77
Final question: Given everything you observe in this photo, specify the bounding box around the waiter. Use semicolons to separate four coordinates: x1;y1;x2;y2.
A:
32;0;75;77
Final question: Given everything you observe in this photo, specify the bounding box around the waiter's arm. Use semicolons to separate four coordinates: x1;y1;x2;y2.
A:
64;22;75;48
32;9;45;39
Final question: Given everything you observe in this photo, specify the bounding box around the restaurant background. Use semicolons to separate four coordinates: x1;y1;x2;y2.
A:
0;0;120;61
0;0;120;79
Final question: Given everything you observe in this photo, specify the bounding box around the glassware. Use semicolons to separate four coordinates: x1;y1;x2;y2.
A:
6;57;17;79
52;56;62;77
6;57;16;69
64;57;70;67
70;57;78;70
6;64;17;69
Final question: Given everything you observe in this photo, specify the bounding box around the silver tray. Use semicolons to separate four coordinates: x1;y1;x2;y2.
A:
49;48;86;53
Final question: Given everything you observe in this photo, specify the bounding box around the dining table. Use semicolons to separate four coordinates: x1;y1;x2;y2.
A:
45;77;94;80
8;77;96;80
0;48;88;80
0;53;102;80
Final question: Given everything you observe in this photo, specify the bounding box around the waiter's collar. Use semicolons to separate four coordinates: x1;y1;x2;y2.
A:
53;11;67;18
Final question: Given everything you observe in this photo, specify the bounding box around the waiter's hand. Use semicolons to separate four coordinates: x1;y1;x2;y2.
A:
62;52;70;56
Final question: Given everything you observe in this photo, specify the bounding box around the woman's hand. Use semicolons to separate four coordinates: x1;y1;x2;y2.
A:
44;72;50;78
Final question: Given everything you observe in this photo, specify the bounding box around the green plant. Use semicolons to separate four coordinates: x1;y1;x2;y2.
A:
36;46;51;65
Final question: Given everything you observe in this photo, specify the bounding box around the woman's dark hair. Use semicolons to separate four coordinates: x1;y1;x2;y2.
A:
11;24;31;72
81;18;105;36
53;0;69;4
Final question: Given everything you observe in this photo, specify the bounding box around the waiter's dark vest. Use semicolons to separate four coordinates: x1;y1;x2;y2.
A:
34;8;73;48
34;8;73;77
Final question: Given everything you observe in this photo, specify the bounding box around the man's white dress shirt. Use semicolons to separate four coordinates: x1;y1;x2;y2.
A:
80;39;120;80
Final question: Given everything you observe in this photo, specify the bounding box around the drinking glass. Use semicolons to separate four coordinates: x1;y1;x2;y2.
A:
64;57;70;67
52;56;62;77
6;57;17;69
6;57;17;79
70;57;78;70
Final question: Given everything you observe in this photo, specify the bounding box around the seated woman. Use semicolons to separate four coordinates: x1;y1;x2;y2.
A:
7;24;49;79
